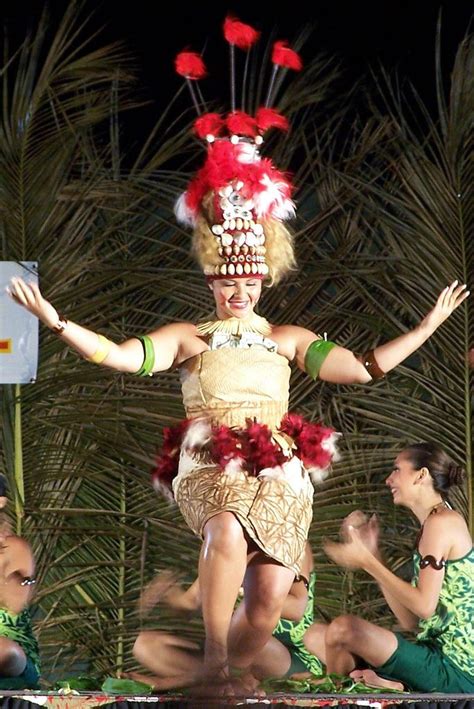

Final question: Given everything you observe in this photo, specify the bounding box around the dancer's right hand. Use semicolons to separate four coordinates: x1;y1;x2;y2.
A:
7;277;59;329
138;570;182;616
341;511;380;556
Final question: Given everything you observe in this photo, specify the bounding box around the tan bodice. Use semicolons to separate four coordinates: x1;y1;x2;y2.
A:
179;348;291;429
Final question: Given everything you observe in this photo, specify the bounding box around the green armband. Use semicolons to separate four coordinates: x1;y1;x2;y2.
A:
134;335;155;377
305;339;337;379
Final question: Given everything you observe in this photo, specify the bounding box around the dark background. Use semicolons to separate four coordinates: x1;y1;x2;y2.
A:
2;0;473;121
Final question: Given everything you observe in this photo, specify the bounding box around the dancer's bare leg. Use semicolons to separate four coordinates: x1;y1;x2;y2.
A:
132;631;202;688
325;615;398;675
199;512;248;677
249;637;292;679
228;554;294;670
303;622;327;665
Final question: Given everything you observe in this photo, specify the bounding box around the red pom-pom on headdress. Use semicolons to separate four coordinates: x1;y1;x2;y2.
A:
255;107;289;133
175;51;207;80
194;113;225;139
226;111;257;137
271;41;303;71
224;16;260;50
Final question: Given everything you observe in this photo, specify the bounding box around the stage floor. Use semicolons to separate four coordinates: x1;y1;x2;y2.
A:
0;691;473;709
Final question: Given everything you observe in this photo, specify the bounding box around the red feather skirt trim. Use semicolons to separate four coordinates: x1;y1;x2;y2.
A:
152;414;336;490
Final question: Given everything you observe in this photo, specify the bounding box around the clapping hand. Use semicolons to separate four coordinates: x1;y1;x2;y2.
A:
325;510;379;570
341;510;380;556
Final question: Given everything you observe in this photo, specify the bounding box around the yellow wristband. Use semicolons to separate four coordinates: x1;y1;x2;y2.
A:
87;334;112;364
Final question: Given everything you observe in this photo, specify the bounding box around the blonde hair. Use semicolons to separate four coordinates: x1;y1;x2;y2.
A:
262;217;296;286
193;215;222;273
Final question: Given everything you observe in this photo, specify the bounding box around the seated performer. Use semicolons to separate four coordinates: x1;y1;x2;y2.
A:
131;542;326;690
8;16;469;688
0;477;40;689
324;443;474;693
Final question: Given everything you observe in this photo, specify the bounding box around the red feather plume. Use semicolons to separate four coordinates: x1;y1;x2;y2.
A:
226;111;257;137
272;41;303;71
175;51;207;80
255;107;289;133
223;16;260;50
194;113;225;139
183;140;293;219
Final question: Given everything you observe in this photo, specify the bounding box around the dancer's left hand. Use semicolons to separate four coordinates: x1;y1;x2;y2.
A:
324;526;373;570
341;512;380;557
421;281;469;334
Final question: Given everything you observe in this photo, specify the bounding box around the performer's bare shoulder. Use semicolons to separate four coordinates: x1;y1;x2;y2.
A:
146;321;208;368
271;323;322;363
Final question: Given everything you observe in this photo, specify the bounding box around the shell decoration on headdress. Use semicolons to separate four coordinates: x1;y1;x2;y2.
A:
174;17;303;285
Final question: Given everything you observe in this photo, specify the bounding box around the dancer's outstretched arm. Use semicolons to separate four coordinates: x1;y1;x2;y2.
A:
279;281;469;384
8;278;192;373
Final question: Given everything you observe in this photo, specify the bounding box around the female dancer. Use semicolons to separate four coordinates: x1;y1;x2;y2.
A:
0;477;40;689
324;443;474;692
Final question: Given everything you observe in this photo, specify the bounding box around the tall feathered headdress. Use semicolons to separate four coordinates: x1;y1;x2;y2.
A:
174;17;303;284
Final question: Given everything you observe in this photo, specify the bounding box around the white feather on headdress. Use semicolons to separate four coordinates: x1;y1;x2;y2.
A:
254;173;296;220
174;192;196;228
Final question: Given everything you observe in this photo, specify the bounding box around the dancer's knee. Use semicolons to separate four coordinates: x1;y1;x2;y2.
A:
0;638;26;675
246;588;288;632
326;615;359;648
133;631;170;663
203;512;245;555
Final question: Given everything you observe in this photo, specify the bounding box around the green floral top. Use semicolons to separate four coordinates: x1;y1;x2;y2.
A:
0;607;40;673
413;548;474;675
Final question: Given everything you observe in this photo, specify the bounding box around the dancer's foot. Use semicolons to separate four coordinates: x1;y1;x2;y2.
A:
350;669;404;691
119;670;194;691
190;661;235;697
190;664;264;698
230;669;265;697
290;672;327;684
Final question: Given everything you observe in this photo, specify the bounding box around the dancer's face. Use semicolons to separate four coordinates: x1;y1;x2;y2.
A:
210;278;262;320
385;452;422;507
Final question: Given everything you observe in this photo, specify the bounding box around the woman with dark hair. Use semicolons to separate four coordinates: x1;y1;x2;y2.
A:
324;443;474;693
0;477;40;689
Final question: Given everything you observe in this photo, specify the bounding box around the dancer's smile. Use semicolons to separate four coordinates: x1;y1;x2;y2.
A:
210;278;262;320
